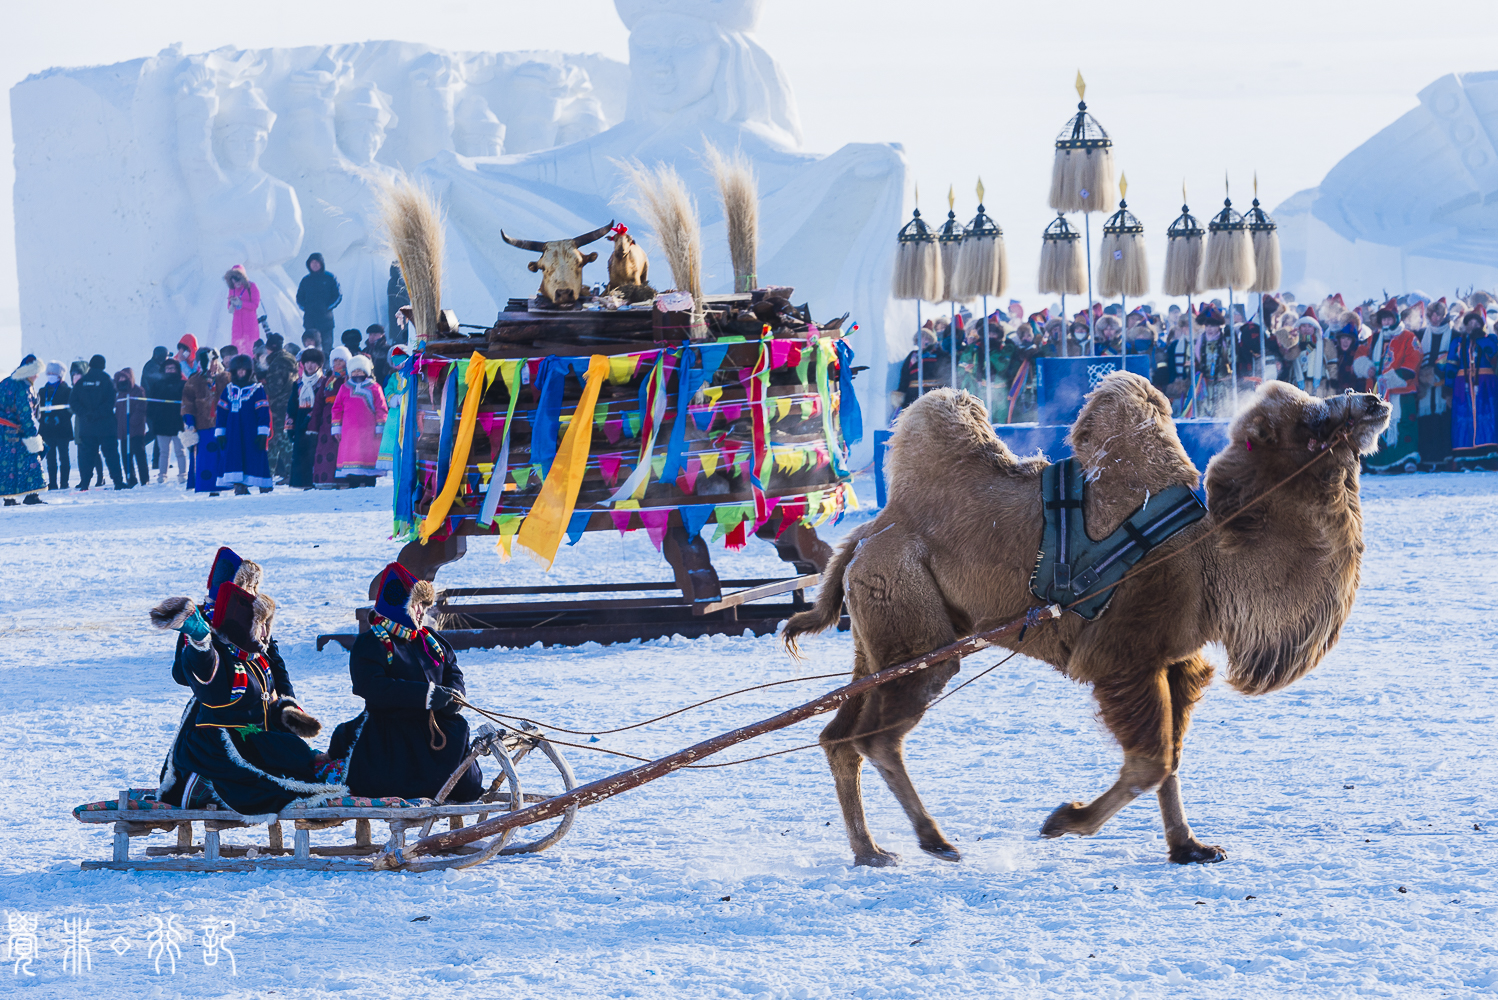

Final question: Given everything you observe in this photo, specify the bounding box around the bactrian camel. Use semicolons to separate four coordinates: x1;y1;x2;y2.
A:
784;373;1390;866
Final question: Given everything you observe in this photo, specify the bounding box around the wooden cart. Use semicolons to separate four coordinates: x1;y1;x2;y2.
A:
319;293;860;650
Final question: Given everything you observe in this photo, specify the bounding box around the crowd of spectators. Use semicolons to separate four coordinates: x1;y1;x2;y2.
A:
895;290;1498;472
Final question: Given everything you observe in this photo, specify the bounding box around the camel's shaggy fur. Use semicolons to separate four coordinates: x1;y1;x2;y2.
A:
784;374;1389;867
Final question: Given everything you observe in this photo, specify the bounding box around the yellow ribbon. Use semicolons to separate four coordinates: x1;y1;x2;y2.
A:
419;352;488;544
516;355;609;569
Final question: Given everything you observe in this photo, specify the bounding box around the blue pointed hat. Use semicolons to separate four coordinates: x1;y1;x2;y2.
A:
373;562;420;629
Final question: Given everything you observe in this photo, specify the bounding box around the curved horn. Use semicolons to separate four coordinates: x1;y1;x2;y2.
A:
573;220;616;247
500;229;547;253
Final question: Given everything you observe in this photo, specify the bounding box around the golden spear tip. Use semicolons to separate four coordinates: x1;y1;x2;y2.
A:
976;177;985;204
1254;171;1259;197
947;185;954;211
1075;71;1086;100
914;181;919;208
1120;173;1128;200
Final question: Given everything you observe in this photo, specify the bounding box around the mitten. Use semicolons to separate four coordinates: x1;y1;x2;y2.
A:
427;685;460;711
330;422;342;437
277;699;322;737
179;428;199;449
22;435;42;454
149;597;211;648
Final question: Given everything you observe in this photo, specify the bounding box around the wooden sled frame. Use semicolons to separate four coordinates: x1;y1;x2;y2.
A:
76;723;578;873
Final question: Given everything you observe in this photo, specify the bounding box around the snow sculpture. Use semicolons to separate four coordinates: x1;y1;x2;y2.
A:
12;42;622;364
1275;71;1498;300
170;59;305;347
422;0;905;456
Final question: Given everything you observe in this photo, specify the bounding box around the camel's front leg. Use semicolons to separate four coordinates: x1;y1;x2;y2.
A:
1041;668;1171;840
1157;772;1225;864
1040;751;1170;838
1158;655;1225;864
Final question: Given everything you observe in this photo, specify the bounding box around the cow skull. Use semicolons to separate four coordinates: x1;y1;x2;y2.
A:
501;221;615;305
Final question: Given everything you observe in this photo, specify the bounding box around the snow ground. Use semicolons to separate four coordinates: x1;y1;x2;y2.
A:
0;472;1495;998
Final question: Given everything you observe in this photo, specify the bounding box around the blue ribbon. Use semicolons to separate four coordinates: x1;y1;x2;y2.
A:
680;503;715;542
662;343;731;482
835;339;863;448
393;355;419;530
435;363;458;497
566;509;591;546
529;357;566;476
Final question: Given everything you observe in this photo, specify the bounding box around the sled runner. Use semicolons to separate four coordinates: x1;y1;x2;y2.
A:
73;723;576;872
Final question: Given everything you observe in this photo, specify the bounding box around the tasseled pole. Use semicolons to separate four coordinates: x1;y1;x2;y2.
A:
1099;173;1149;367
893;186;943;404
1204;175;1256;412
937;186;967;394
1039;213;1085;361
1163;185;1205;417
1246;172;1282;386
955;177;1008;418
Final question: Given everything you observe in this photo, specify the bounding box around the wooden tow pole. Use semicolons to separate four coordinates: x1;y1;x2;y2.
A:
376;604;1062;870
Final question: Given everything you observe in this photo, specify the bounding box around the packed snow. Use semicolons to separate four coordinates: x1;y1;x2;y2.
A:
1;472;1495;997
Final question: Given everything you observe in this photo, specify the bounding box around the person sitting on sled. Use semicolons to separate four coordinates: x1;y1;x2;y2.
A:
151;547;345;812
325;563;483;802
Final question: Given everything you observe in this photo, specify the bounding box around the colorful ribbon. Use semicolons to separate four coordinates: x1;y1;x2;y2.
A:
516;355;609;569
420;352;487;543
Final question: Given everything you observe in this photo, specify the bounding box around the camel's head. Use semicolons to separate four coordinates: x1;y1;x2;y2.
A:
1230;381;1390;458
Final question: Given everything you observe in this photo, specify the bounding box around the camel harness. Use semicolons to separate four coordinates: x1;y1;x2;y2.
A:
1030;459;1207;620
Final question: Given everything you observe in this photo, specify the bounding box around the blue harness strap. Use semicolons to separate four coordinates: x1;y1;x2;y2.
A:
1030;459;1207;620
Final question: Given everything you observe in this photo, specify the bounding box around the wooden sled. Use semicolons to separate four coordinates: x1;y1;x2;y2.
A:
74;723;577;873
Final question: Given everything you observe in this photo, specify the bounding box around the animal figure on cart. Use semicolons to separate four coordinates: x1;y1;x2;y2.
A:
787;374;1390;866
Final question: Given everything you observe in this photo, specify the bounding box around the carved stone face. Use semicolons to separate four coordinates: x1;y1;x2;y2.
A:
217;124;268;170
628;14;721;116
337;117;387;166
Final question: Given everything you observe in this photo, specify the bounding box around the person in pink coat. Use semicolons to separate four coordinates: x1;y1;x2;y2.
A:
330;354;388;488
224;265;261;357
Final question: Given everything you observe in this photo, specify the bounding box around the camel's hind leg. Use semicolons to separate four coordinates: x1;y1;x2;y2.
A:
1158;655;1225;864
824;557;962;867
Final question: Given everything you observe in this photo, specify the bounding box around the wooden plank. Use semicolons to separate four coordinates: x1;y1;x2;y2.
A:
76;808;279;825
698;575;821;615
437;578;787;598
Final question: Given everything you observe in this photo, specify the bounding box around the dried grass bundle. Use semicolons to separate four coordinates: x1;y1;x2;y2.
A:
381;176;445;343
952;233;1009;299
1038;236;1085;296
1249;229;1282;293
1049;148;1118;214
1204;226;1256;291
703;142;759;292
1098;231;1149;299
1162;233;1205;297
615;158;702;303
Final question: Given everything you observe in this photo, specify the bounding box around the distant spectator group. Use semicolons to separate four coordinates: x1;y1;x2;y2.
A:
0;324;399;506
896;289;1498;473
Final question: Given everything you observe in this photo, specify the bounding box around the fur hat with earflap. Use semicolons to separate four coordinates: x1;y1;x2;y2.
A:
329;345;353;372
347;354;374;378
371;562;436;631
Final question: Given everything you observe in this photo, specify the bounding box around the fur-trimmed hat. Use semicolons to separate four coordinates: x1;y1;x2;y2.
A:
330;345;353;370
1374;306;1399;326
372;562;435;630
347;354;374;377
8;357;42;381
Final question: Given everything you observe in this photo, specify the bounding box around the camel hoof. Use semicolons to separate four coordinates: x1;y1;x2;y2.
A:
1168;841;1227;865
1040;801;1088;839
920;841;961;863
854;849;901;868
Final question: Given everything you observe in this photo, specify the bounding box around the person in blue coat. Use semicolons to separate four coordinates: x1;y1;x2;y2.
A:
152;548;342;813
213;353;273;494
326;563;483;802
